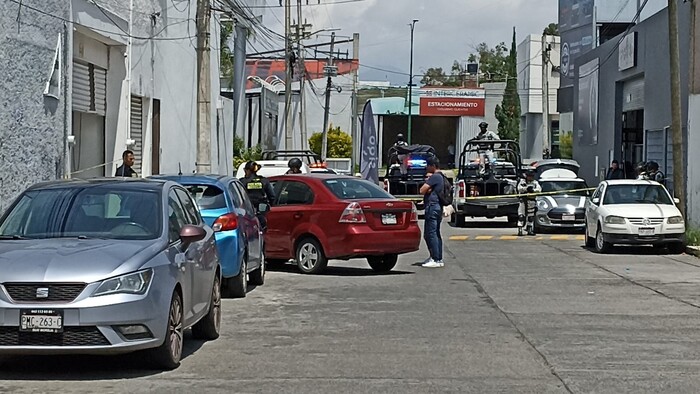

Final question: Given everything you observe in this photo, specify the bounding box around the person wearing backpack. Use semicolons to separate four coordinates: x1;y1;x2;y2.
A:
419;157;451;268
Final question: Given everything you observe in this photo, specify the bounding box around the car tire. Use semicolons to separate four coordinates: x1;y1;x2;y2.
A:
224;255;247;298
454;213;466;227
584;224;595;247
148;291;184;370
367;254;398;273
249;252;266;286
668;242;687;255
595;225;612;254
296;238;328;274
192;274;222;340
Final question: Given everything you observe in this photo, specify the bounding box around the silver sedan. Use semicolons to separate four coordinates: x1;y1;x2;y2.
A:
0;178;221;369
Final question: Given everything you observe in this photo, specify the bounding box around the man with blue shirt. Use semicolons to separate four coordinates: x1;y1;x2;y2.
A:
419;157;444;268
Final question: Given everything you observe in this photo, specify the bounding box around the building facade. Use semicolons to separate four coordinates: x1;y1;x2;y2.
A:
518;34;561;161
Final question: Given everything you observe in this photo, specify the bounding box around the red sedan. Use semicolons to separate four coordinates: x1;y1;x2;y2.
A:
265;174;421;274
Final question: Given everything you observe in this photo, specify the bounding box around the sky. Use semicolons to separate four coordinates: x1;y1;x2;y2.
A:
251;0;559;84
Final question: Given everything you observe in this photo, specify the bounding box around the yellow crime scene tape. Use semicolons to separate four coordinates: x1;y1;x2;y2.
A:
62;159;122;178
394;188;597;202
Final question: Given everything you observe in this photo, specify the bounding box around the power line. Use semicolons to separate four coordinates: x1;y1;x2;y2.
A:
238;0;367;8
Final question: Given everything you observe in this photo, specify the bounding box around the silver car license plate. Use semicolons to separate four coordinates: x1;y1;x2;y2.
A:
20;309;63;333
639;227;655;237
382;214;397;225
562;214;575;221
486;204;498;210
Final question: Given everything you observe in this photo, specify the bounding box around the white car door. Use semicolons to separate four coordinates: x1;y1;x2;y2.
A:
586;184;604;237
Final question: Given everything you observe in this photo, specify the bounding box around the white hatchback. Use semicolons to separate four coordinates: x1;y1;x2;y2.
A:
584;180;686;253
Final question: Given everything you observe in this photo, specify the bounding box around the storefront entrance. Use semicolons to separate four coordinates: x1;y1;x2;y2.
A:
621;109;644;175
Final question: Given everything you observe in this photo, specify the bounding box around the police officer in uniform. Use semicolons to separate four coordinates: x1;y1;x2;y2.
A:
286;158;303;174
240;161;276;230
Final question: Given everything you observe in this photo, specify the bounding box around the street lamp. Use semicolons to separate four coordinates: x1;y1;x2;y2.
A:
407;19;419;145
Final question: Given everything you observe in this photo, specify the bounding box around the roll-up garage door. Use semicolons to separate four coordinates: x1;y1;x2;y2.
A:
130;96;143;175
72;61;107;116
622;78;644;112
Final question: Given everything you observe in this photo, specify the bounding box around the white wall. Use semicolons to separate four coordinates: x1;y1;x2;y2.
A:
688;95;700;227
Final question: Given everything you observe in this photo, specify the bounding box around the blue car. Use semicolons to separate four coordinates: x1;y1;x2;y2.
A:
151;175;264;298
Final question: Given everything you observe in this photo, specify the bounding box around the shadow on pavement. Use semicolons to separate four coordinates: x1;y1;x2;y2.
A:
267;263;413;277
0;331;206;380
580;245;683;256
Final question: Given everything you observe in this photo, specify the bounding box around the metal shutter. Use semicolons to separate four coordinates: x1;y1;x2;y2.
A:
622;78;645;112
72;61;107;116
130;96;143;175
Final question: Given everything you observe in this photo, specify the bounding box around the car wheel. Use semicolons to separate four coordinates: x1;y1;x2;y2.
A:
367;254;398;273
249;252;266;286
595;225;612;254
192;274;222;340
296;238;328;274
668;242;687;255
224;255;247;298
584;223;595;247
454;213;466;227
148;291;184;370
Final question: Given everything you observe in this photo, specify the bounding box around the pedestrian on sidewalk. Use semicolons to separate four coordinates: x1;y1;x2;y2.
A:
115;150;138;178
419;157;444;268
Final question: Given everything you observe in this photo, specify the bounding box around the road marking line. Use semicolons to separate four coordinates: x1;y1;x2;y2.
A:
500;235;519;240
550;235;570;240
449;236;469;241
475;236;494;240
574;235;585;240
535;236;544;240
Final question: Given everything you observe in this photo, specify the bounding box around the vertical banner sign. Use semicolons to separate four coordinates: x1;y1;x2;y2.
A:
577;58;599;146
360;101;378;183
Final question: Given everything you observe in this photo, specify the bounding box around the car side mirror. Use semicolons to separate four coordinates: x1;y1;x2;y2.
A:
258;203;271;213
674;197;680;205
180;224;206;249
591;197;600;205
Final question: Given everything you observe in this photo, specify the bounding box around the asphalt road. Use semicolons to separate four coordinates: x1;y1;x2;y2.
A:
2;219;700;393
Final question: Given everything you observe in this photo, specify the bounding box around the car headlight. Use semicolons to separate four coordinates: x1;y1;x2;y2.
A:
537;200;549;210
604;215;626;225
668;216;684;224
93;269;153;297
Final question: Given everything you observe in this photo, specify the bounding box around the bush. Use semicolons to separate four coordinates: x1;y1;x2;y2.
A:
308;125;352;158
687;227;700;246
559;131;573;159
232;136;263;170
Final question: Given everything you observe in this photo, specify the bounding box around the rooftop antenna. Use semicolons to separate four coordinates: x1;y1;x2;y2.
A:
178;163;183;176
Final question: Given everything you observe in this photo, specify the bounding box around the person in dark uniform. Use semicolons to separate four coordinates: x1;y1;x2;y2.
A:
286;158;303;174
115;150;138;177
239;161;276;230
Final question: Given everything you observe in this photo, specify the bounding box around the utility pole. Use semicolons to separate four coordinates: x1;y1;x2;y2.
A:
668;0;685;216
195;0;211;173
542;34;551;159
321;32;337;161
295;0;309;150
407;19;418;145
351;33;360;171
284;0;293;149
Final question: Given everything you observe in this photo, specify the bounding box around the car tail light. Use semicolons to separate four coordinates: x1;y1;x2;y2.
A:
457;180;466;198
310;162;327;168
213;213;238;231
339;202;366;223
383;179;390;193
410;204;418;222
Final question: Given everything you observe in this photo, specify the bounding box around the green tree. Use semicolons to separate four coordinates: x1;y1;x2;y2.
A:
308;125;352;158
468;42;509;82
543;23;559;36
420;67;448;86
494;28;521;141
559;132;573;159
232;136;262;169
220;21;234;82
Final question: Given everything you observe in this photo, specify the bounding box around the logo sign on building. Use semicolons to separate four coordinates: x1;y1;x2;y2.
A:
558;0;594;87
619;32;637;71
419;88;485;117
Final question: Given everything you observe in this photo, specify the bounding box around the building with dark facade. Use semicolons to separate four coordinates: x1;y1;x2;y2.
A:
572;2;691;197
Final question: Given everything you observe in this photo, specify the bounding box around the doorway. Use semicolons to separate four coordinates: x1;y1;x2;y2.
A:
621;110;643;175
151;99;161;174
72;112;105;179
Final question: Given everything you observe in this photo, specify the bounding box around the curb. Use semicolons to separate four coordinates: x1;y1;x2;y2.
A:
687;245;700;258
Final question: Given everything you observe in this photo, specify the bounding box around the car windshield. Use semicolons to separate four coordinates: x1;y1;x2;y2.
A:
185;184;227;210
603;184;672;205
541;180;589;196
324;179;393;200
0;187;162;240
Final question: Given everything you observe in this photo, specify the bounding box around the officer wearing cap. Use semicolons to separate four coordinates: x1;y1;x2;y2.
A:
240;161;276;230
476;122;499;140
394;133;409;147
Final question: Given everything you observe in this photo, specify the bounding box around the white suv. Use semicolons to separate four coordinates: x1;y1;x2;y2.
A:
584;180;686;254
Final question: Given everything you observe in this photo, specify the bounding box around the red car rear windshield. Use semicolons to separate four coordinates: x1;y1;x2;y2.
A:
323;179;393;200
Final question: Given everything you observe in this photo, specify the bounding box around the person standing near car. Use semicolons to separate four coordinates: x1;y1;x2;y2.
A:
240;161;276;230
419;157;444;268
605;160;624;180
115;150;138;177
